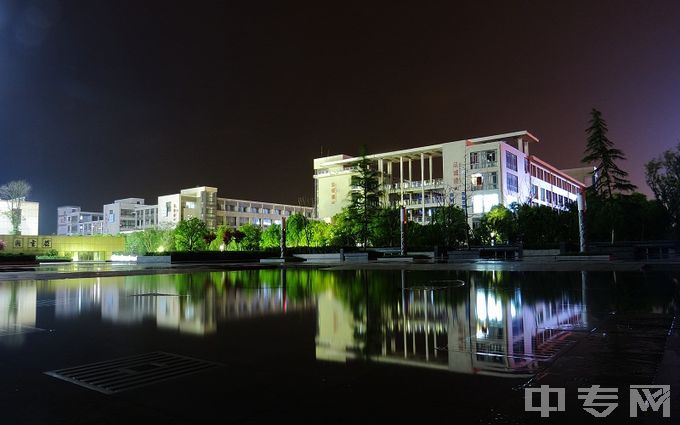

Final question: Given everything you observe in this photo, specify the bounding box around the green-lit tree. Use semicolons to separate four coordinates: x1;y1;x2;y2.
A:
474;205;516;244
330;210;357;247
261;224;281;249
309;220;332;247
582;109;636;197
174;218;209;251
347;148;383;248
125;228;168;255
286;213;309;247
0;180;31;235
646;144;680;236
238;223;261;251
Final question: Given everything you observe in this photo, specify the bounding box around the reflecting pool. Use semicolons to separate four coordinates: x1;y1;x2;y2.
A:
0;269;677;423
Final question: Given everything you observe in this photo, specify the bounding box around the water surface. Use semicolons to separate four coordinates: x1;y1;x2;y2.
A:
0;269;677;424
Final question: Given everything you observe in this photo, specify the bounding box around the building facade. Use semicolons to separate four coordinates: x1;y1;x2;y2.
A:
158;186;314;231
59;186;314;235
57;206;104;236
313;131;587;226
0;200;39;235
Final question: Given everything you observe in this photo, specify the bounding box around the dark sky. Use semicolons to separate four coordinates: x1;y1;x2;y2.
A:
1;0;679;234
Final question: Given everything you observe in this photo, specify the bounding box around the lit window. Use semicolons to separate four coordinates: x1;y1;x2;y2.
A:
505;151;518;171
506;173;518;193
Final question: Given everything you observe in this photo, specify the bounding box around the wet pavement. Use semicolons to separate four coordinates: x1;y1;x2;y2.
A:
0;268;678;424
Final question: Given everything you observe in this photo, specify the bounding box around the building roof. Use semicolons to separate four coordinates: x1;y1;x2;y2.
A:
529;155;587;188
316;130;538;166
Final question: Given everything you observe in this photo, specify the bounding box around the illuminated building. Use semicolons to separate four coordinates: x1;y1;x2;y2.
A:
313;131;588;226
57;206;104;235
157;186;314;231
58;186;314;235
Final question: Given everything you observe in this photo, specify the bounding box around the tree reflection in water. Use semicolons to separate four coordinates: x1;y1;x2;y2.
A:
0;269;677;360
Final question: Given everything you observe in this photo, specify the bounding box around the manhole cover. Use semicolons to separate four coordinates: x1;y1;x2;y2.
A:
45;351;222;394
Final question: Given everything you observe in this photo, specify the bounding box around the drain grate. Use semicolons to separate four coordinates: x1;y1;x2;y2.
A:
0;325;44;337
45;351;222;394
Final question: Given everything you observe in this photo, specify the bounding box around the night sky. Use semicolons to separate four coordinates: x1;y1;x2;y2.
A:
1;1;679;234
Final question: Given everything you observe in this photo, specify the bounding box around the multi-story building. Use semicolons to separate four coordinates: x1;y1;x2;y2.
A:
158;186;314;231
313;130;587;226
103;198;154;234
0;200;39;235
59;186;315;236
57;206;104;236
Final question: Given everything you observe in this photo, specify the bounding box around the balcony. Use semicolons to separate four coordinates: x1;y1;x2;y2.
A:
470;161;497;170
470;183;498;191
384;179;444;192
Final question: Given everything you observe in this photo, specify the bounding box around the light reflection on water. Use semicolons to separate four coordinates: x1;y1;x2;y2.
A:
0;269;677;377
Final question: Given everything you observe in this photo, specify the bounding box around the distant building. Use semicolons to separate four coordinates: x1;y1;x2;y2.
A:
57;206;104;236
157;186;314;231
313;130;586;227
0;200;39;235
58;186;314;235
103;198;157;234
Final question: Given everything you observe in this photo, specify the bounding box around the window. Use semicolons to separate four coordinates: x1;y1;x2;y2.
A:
524;158;530;173
165;202;171;217
470;152;479;167
506;173;518;193
531;184;538;199
472;193;500;214
505;151;518;171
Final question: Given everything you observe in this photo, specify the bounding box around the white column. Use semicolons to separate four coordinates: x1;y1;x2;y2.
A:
421;153;426;224
400;156;404;205
577;191;587;253
429;155;433;183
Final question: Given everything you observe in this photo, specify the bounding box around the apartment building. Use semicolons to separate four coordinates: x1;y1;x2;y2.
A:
313;130;587;226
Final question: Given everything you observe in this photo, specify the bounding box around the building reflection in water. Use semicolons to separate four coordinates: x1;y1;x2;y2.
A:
316;271;588;377
0;271;314;344
0;282;37;346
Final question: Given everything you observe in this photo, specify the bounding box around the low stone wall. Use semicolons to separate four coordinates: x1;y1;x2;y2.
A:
523;249;561;257
136;255;171;264
293;252;369;262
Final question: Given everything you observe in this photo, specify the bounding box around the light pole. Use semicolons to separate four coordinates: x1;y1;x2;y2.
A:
577;190;587;253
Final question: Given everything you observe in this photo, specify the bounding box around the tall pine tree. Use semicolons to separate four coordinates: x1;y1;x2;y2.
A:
347;147;383;248
582;109;636;197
